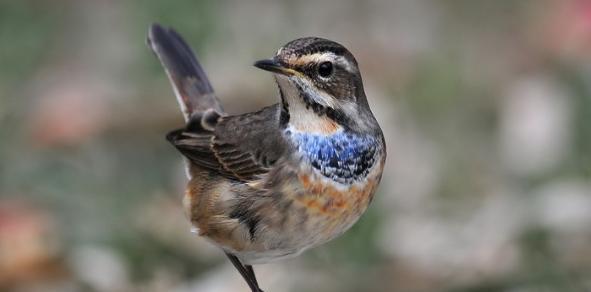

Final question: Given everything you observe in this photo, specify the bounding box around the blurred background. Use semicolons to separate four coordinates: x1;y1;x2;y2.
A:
1;0;590;291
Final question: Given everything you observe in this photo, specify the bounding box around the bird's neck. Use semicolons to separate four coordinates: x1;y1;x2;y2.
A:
285;102;341;134
277;76;343;135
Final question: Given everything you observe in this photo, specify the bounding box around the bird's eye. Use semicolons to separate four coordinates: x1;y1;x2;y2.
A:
317;62;333;78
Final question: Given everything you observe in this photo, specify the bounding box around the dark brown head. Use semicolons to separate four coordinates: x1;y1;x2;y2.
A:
254;37;378;133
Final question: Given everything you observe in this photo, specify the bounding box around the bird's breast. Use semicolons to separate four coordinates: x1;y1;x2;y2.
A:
287;128;381;184
280;154;384;251
280;128;385;245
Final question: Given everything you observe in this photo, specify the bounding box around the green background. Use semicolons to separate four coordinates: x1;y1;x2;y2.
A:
0;1;590;291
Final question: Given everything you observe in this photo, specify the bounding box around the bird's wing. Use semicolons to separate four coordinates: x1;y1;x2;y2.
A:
147;23;223;121
167;104;289;182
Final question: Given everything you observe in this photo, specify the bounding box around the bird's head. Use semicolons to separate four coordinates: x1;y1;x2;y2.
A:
254;37;379;135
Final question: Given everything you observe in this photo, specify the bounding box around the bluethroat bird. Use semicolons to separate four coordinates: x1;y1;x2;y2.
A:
147;23;386;292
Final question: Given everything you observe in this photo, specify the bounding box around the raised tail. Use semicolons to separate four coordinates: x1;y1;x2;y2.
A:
147;23;223;121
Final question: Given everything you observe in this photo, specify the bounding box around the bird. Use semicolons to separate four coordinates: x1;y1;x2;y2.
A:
147;23;386;292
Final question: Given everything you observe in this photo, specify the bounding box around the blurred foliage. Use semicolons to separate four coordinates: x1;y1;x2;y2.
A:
0;1;590;292
0;1;65;89
125;0;219;83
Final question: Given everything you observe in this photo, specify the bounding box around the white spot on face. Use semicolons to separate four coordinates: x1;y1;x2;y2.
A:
334;55;356;73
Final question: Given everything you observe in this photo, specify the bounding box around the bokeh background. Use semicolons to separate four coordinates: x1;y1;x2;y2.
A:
1;0;590;291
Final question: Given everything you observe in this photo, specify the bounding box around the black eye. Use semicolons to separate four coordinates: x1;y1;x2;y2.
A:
317;61;333;78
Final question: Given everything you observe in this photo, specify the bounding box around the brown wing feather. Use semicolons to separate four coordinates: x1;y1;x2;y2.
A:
167;104;288;182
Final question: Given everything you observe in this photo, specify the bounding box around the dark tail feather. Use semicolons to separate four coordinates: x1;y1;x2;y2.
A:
147;23;223;120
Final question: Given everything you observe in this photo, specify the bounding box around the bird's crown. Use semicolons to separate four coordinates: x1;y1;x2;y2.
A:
276;37;358;69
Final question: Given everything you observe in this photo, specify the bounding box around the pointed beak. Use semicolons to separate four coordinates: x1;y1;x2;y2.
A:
254;59;297;76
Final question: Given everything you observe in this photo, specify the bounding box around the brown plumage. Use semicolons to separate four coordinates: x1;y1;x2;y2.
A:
148;23;386;292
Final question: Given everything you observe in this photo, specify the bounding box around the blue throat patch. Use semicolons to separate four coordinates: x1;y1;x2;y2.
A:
287;129;379;184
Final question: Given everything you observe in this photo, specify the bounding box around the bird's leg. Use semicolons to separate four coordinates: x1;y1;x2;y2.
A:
225;252;264;292
245;265;260;288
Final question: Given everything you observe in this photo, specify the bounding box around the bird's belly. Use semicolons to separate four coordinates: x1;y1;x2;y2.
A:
185;136;385;264
235;164;383;264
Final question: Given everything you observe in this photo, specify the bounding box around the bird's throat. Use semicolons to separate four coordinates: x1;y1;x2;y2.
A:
277;75;340;135
287;108;340;134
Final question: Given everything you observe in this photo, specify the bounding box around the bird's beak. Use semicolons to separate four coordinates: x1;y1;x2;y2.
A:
254;59;297;76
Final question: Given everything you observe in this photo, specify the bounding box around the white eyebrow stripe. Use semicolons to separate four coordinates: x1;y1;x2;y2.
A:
334;55;356;73
287;52;357;73
287;52;330;65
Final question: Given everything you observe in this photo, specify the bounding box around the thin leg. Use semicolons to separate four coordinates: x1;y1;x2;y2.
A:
245;265;260;287
225;252;264;292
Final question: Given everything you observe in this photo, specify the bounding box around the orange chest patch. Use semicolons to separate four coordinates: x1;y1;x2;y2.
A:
289;116;340;134
295;172;380;216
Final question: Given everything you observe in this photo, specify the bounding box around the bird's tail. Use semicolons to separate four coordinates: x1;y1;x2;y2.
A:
147;23;223;121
